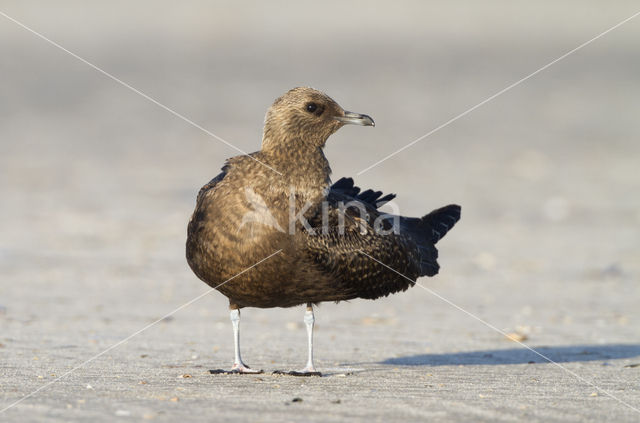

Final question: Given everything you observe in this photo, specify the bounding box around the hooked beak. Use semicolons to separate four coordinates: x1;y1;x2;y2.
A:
334;110;375;127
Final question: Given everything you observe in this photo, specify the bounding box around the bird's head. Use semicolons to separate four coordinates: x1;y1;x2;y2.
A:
262;87;374;151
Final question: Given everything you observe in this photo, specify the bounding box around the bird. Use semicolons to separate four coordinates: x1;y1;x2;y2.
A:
186;87;461;376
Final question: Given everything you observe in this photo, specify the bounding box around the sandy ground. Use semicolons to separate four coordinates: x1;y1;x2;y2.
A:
1;1;640;422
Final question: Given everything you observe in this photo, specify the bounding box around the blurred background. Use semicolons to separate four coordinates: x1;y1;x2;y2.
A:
1;1;639;420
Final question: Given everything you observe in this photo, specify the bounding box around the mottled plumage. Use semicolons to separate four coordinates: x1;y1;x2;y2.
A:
186;87;461;374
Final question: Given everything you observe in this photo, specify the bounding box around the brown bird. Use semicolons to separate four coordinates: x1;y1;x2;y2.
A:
186;87;460;375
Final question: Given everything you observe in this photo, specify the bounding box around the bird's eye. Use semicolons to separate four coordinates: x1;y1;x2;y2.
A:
306;103;318;113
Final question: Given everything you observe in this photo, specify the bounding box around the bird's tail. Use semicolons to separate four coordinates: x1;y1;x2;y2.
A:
422;204;461;244
401;204;461;277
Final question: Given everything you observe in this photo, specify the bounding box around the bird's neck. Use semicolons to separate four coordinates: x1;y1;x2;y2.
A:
261;136;331;200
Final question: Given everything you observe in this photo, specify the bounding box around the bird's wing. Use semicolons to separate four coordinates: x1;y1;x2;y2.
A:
328;178;460;274
300;177;422;300
328;177;396;209
188;168;228;240
195;168;227;203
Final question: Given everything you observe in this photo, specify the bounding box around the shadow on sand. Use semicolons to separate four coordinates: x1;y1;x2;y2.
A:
381;344;640;366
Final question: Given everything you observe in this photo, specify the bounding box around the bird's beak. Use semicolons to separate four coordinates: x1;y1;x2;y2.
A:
334;111;375;127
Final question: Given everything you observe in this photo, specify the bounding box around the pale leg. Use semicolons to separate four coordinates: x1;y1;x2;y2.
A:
291;303;321;375
229;308;261;373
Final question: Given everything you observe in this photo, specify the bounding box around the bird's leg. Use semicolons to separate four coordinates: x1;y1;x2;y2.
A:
228;308;261;374
290;303;321;376
303;305;316;372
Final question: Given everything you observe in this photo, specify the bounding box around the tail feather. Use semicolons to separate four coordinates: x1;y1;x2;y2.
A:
400;204;461;277
422;204;461;244
418;244;440;276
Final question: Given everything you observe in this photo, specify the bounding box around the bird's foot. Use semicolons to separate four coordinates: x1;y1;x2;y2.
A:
210;363;263;375
273;365;321;377
230;362;263;374
288;370;322;377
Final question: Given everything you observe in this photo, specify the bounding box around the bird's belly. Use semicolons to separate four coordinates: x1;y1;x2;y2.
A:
187;220;307;306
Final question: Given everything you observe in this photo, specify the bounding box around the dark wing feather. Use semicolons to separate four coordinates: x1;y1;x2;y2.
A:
304;227;422;301
301;178;421;300
306;177;461;292
329;177;396;209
